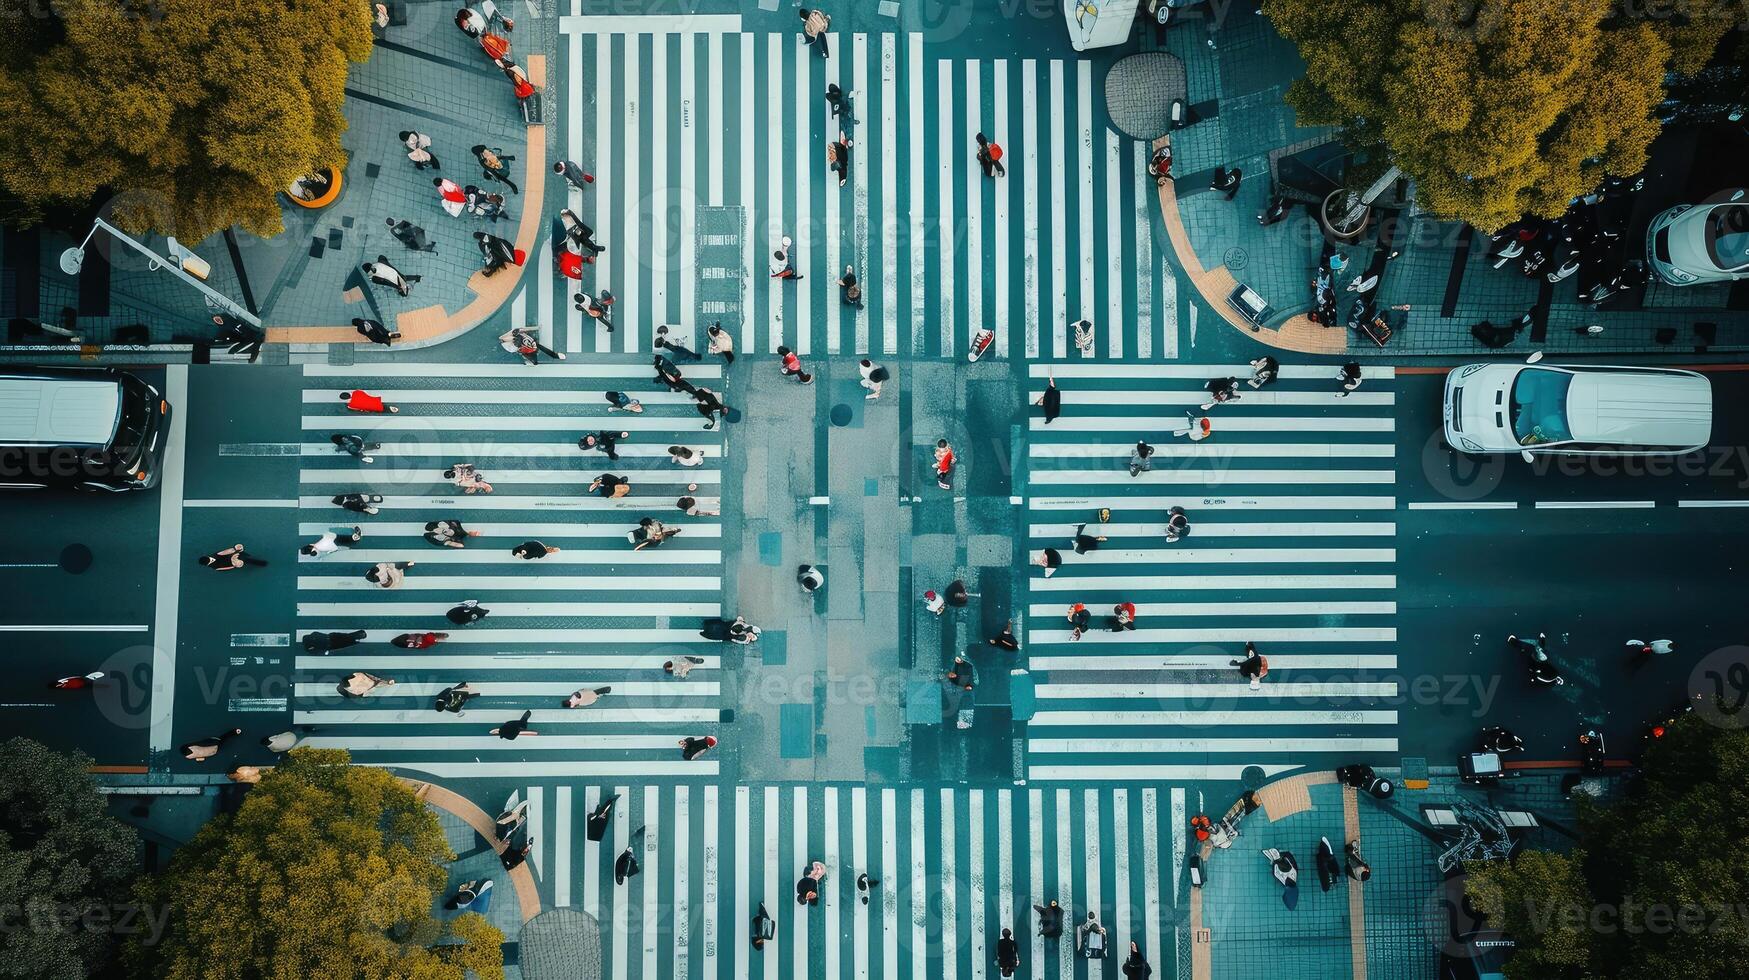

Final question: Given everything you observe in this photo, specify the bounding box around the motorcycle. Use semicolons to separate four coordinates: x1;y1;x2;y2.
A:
1509;632;1566;686
969;327;995;362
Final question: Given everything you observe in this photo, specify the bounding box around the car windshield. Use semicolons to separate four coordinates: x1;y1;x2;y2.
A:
1707;204;1749;272
110;378;150;463
1509;369;1572;446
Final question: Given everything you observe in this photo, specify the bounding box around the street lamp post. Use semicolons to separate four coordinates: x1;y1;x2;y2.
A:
60;218;261;329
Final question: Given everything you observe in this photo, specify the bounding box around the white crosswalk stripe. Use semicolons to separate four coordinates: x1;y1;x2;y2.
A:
552;26;1179;358
503;783;1180;979
1022;364;1402;782
291;363;726;780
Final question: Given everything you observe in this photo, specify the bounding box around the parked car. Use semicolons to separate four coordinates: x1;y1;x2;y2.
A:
1647;189;1749;285
1443;362;1712;459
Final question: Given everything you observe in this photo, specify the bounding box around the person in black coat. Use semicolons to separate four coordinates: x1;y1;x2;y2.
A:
301;629;366;653
1034;900;1064;938
586;793;618;842
491;710;535;740
996;927;1020;976
1122;941;1152;978
447;600;490;625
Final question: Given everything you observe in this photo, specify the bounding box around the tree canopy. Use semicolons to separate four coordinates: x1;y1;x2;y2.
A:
1261;0;1723;232
0;738;141;980
127;749;504;980
1465;715;1749;980
0;0;373;243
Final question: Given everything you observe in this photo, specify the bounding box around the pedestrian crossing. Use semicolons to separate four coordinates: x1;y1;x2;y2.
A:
504;782;1184;980
292;362;727;779
1022;364;1402;783
536;16;1179;360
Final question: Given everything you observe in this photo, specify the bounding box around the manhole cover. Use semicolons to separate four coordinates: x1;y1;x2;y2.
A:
60;544;93;574
1241;765;1267;790
829;404;853;427
1223;247;1248;271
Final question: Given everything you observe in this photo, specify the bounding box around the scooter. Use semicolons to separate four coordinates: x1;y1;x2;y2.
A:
969;327;995;362
1579;727;1607;774
1509;632;1566;686
1480;726;1525;754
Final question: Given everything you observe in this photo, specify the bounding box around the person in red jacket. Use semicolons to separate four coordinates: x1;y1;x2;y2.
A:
341;390;399;413
934;439;955;490
1108;601;1137;633
392;632;449;649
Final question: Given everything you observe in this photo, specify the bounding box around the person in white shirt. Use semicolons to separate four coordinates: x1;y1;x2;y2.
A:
669;445;705;467
300;527;362;557
858;359;888;400
677;491;720;516
922;590;945;616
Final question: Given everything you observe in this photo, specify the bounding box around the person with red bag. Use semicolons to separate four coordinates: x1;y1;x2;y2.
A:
340;390;399;414
934;438;955;490
975;132;1006;177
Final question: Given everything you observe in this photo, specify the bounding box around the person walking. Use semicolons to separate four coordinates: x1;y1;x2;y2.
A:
578;430;628;461
425;519;480;548
180;727;244;762
340;389;399;414
574;291;615;331
778;346;813;385
353;317;400;347
605;390;643;413
771;236;803;279
947;657;976;691
1076;912;1108;958
615;835;642;885
1036;372;1062;423
1067;603;1092;642
1345;839;1371;882
1248;355;1279;388
364;561;413;589
338;671;395;698
445;463;494;494
331;492;383;515
974;132;1006;177
669;445;704;467
447;599;491;625
1070;521;1107;555
654;325;703;362
1149;144;1172;184
796;860;828;905
474;231;518;275
434;177;466;216
836;265;864;306
472;190;507;222
631;517;682;551
858;359;887;399
1175;413;1212;442
751;902;776;949
1336;361;1363;397
1201;376;1241;410
681;735;718;760
559;209;605;254
706;322;735;365
797;564;826;593
856;872;878;905
1122;942;1153;978
1072;317;1095;355
300;528;362;560
1210;166;1241;200
677;490;721;516
511;540;560;560
1108;600;1137;633
211;314;263;362
565;686;612;708
1034;899;1064;938
302;629;367;653
401;130;440;170
1231;641;1268;689
664;656;707;679
586;793;618;841
825;83;855;121
261;730;301;752
363;256;420;297
554;159;594;191
935;439;955;490
1165;506;1191;543
588;473;632;498
996;927;1020;977
799;7;830;57
329;433;377;463
491;710;537;740
988;620;1020;651
199;543;267;570
694;386;729;429
502;326;566;364
392;631;449;649
385;217;436;252
1129;440;1154;477
433;682;479;713
828;132;853;187
471;144;519;193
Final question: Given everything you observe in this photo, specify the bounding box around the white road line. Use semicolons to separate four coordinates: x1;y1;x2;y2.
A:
297;655;716;672
1049;60;1067;359
1029;468;1393;487
643;786;661;979
295;601;719;617
1028;521;1393;539
1029;493;1396;511
301;439;721;457
294;684;715;701
853;32;872;355
940;788;958;980
1534;500;1656;510
512;285;529;350
1031;389;1396;407
3;624;148;632
709;34;725;206
1160;232;1178;359
993;59;1010;362
565;26;582;352
1024;363;1398;379
1029;415;1395;433
997;791;1014;974
337;760;717;778
303;362;722;378
1077;62;1094;357
740;33;756;355
1032;763;1303;782
881;788;898;980
937;58;956;357
1679;499;1749;507
1054;789;1072;979
680;32;699;343
1027;788;1045;978
652;36;671;333
1022;59;1039;359
302;417;715;434
1144;788;1164;963
1114;788;1130;950
965;60;983;354
612;782;630;980
704;785;721;978
795;39;812;357
1040;546;1395;564
558;13;741;32
592;31;611;352
793;786;809;979
734;785;750;980
1029;737;1402;754
1407;501;1518;510
307;549;720;566
881;32;898;355
1168;787;1184;910
968;788;986;980
1027;626;1395;644
764;786;779;980
1023;599;1394;617
148;365;188;753
824;786;841;980
825;38;843;357
622;35;642;354
908;34;925;357
1036;681;1399;699
1028;441;1393;459
1029;653;1396;671
909;789;926;980
303;522;722;539
852;786;870;980
184;499;298;508
1030;709;1398;726
301;386;720;404
1083;790;1102;953
1105;129;1124;359
584;785;600;924
1134;141;1154;359
298;470;721;488
675;785;692;975
295;710;718;727
528;785;547;882
767;33;785;355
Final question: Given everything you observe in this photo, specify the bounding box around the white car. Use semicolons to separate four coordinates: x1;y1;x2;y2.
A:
1647;190;1749;286
1443;362;1712;459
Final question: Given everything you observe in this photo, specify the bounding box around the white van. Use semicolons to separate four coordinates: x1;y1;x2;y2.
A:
0;368;170;490
1064;0;1199;50
1443;363;1711;459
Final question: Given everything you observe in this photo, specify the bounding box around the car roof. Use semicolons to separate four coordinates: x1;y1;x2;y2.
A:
1565;371;1712;447
0;377;122;446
